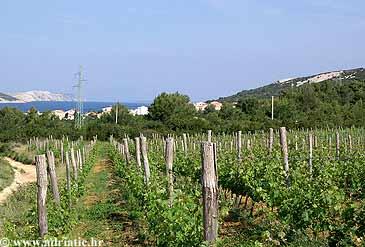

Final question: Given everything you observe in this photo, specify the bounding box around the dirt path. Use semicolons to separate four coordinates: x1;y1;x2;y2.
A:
0;158;36;204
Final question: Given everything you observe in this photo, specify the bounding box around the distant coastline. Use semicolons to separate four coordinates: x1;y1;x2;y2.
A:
0;101;148;112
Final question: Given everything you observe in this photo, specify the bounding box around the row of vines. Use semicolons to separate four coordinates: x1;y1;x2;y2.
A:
109;127;365;246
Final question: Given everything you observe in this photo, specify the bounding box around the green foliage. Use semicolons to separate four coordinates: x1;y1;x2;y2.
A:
0;158;14;191
2;143;98;239
108;144;204;246
148;92;196;123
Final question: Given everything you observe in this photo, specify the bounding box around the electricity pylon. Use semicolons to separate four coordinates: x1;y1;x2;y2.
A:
74;65;86;128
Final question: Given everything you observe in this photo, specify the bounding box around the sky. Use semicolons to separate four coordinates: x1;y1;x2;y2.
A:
0;0;364;102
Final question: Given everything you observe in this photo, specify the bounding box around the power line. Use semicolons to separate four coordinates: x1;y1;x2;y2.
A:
73;65;86;128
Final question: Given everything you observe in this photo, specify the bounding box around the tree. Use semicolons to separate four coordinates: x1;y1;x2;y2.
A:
238;98;260;115
148;92;196;123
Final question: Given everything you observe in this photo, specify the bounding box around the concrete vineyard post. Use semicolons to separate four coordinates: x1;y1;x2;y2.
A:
201;142;218;244
35;155;48;238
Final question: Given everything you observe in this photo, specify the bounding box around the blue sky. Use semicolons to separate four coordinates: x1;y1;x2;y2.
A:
0;0;364;102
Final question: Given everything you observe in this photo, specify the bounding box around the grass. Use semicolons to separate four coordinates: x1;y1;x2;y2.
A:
67;157;145;246
0;158;14;191
9;143;34;164
0;146;66;238
0;183;37;238
0;142;34;165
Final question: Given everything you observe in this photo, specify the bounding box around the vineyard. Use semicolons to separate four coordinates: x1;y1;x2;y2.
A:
1;127;365;246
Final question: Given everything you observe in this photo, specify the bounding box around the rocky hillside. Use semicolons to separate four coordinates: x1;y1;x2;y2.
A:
9;91;73;102
0;93;19;102
218;68;365;102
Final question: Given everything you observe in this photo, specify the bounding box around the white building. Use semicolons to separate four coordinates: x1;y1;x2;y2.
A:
194;102;208;111
209;101;223;111
51;110;66;120
102;106;113;114
64;109;76;120
129;106;149;116
194;101;223;111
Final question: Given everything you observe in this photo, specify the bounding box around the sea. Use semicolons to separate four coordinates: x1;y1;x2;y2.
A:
0;101;148;112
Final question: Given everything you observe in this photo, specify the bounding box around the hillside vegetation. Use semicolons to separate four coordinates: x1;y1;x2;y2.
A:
218;68;365;102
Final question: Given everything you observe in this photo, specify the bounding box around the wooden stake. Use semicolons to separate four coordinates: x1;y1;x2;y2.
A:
279;127;290;186
36;155;48;238
308;133;313;174
140;136;150;184
201;142;218;244
65;151;71;207
70;148;78;181
183;133;188;155
165;137;174;207
336;132;340;160
207;130;212;142
123;138;131;164
46;151;60;206
135;137;142;170
237;131;242;162
269;128;274;154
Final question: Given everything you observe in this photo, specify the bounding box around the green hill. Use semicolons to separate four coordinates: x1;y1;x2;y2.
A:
218;68;365;102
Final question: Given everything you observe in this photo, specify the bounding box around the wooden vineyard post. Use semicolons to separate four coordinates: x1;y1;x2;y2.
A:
279;127;290;186
70;148;78;182
308;132;313;174
237;131;242;162
35;155;48;238
269;128;274;154
135;137;142;170
348;134;352;152
46;151;60;206
207;130;212;142
336;132;340;160
165;137;174;207
60;142;64;165
201;142;218;244
82;146;86;164
183;133;188;155
140;136;150;184
295;135;298;151
78;149;83;171
123;138;131;164
65;151;72;207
